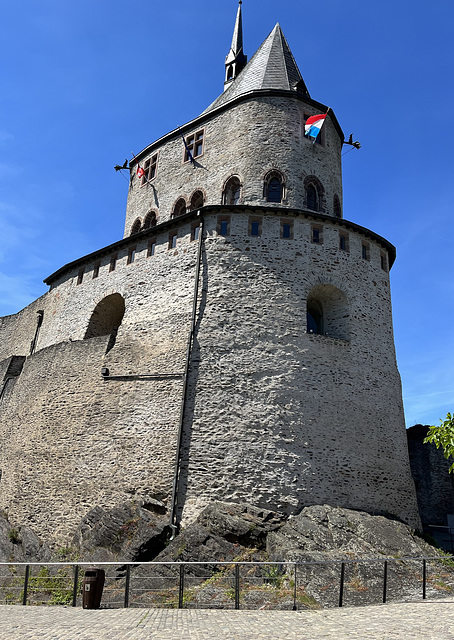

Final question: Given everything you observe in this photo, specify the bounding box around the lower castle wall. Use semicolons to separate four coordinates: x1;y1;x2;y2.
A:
177;216;420;529
0;208;421;544
0;337;184;544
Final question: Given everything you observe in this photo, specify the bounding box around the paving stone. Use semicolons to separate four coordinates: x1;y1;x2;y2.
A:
2;600;454;640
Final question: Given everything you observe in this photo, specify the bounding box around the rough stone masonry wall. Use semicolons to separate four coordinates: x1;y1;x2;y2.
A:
0;227;203;544
177;210;421;530
407;424;454;525
0;336;183;544
124;94;343;236
0;208;420;543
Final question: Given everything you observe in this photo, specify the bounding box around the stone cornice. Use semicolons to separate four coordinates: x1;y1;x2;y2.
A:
44;205;396;286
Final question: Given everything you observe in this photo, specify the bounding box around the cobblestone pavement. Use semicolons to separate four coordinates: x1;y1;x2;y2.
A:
2;600;454;640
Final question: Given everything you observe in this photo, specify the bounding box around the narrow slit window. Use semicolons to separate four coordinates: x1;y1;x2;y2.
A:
362;243;370;261
169;232;178;249
381;252;388;271
77;268;84;285
127;247;136;265
281;220;293;239
109;254;117;272
92;262;100;279
339;232;349;252
249;217;262;237
217;216;231;236
147;238;156;257
191;223;201;241
311;225;323;244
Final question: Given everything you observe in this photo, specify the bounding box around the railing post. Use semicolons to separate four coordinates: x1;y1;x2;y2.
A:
72;565;79;607
423;559;427;599
382;560;388;603
22;565;30;606
292;563;297;611
339;562;345;607
124;565;130;608
178;564;185;609
234;564;240;610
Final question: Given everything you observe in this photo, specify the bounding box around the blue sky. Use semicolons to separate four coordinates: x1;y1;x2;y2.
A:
0;0;453;427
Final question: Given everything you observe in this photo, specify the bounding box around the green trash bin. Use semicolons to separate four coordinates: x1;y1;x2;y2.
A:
82;568;105;609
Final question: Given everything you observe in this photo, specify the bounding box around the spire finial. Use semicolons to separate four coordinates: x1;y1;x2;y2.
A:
224;1;247;89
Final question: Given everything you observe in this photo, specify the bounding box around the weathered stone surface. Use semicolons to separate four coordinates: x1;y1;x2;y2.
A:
0;512;51;563
72;501;170;563
266;504;432;561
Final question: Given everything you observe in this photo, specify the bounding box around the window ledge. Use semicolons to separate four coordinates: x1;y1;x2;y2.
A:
306;332;350;344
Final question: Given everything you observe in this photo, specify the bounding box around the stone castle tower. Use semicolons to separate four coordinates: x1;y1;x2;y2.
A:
0;5;421;544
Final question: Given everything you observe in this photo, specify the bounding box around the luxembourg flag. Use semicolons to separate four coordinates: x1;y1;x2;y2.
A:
305;113;328;140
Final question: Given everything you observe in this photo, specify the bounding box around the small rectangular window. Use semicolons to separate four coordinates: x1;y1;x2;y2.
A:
77;268;84;285
127;247;136;265
169;231;178;249
191;223;201;242
339;232;349;252
311;225;323;244
249;217;262;237
109;254;117;272
281;219;293;239
141;153;159;185
147;238;156;257
362;242;370;261
184;129;204;162
217;215;231;236
92;262;100;279
381;252;388;271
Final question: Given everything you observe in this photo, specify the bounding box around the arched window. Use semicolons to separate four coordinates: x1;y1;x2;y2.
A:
264;171;284;203
306;185;318;211
172;198;186;218
333;194;341;218
130;218;142;235
143;211;157;229
306;285;349;340
189;190;204;211
303;175;325;213
84;294;125;340
222;176;241;205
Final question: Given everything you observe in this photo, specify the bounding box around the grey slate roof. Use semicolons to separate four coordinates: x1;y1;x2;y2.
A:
203;24;310;115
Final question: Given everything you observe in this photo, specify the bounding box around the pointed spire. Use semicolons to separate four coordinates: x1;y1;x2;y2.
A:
228;1;244;61
205;23;310;114
224;1;247;90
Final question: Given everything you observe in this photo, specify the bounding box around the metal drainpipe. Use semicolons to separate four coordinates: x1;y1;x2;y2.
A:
169;212;204;539
30;310;44;355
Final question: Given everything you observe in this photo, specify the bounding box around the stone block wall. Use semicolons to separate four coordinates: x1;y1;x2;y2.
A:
124;94;343;237
0;207;421;544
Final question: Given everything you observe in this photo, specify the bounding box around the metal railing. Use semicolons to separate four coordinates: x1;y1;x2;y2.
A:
0;556;452;610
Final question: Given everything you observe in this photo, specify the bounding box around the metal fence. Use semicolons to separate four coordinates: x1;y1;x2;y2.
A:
1;556;453;610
